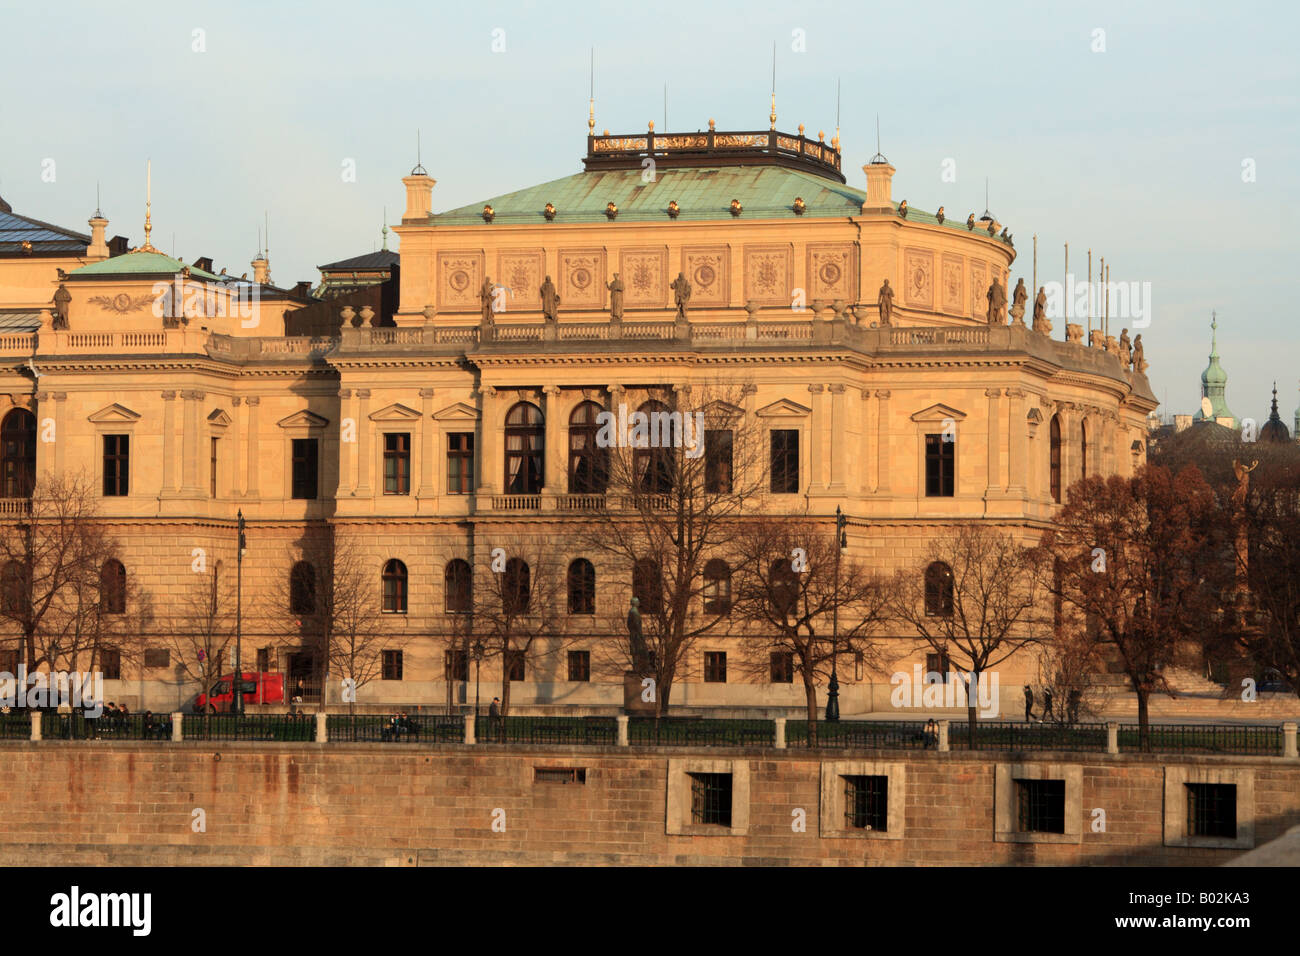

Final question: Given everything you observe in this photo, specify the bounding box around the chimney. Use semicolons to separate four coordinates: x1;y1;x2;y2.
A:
292;280;313;299
402;173;436;222
108;235;129;257
194;256;214;273
87;213;110;259
861;161;896;214
252;254;269;285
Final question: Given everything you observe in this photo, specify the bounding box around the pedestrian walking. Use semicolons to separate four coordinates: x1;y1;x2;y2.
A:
1067;688;1081;725
1041;686;1054;723
1023;685;1034;722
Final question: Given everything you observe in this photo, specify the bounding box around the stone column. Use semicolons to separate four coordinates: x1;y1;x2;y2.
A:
985;388;1001;497
740;383;756;419
355;389;372;497
828;384;846;491
542;385;564;498
230;397;243;496
245;396;261;498
181;390;205;496
860;387;874;495
51;392;67;477
336;389;352;497
418;388;435;501
1006;389;1026;495
476;386;498;495
808;384;825;490
875;390;891;493
160;391;178;494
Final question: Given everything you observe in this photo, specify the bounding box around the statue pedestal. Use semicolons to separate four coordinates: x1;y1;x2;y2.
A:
623;671;656;715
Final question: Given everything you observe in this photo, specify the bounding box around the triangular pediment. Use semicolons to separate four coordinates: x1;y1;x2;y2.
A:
207;409;233;427
910;403;967;423
87;403;141;424
277;410;329;429
755;398;811;418
434;402;480;422
369;402;421;422
701;400;745;419
1026;408;1043;424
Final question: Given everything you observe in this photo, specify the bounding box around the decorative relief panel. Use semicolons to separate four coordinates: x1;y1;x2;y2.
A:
437;251;485;312
970;260;987;318
682;246;729;308
941;255;964;313
558;248;606;310
807;243;855;303
497;249;543;311
743;244;793;306
903;248;934;310
619;247;669;308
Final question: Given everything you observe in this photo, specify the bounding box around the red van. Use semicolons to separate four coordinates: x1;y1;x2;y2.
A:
195;672;285;713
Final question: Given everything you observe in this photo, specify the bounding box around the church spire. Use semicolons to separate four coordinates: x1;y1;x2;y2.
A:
1196;310;1236;428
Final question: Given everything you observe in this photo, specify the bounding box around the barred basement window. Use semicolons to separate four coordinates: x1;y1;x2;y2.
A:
770;651;794;684
382;649;403;681
1015;778;1066;833
567;650;590;682
689;772;732;826
1186;783;1236;839
843;775;888;831
534;767;586;785
143;648;170;669
704;651;727;683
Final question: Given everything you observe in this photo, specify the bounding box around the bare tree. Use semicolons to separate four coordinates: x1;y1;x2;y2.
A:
162;560;235;714
1039;465;1223;744
471;539;568;718
575;385;766;715
731;517;890;728
889;524;1048;742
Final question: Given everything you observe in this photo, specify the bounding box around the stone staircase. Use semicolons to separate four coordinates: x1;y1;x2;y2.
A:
1092;667;1300;721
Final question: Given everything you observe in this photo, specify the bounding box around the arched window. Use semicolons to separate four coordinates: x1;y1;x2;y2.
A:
633;559;663;615
290;561;316;615
770;559;799;618
1079;420;1088;482
567;558;595;615
382;559;408;614
444;559;472;613
1049;414;1062;504
703;559;732;615
100;559;126;615
505;402;544;494
0;409;36;499
1;561;27;617
502;558;530;614
568;402;608;494
924;561;954;617
634;400;675;494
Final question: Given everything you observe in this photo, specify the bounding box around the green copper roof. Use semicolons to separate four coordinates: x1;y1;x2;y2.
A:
1194;313;1236;427
70;250;221;281
431;166;978;231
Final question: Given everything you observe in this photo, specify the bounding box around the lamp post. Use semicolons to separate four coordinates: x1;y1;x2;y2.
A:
235;509;246;716
826;505;848;722
472;639;485;718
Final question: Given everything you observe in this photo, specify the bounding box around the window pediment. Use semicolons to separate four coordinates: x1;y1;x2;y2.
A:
277;410;329;429
755;399;811;418
207;409;233;427
369;402;421;422
434;402;480;422
910;403;967;424
87;403;141;424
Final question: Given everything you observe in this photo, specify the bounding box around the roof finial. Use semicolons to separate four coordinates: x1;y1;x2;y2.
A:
95;181;102;218
588;48;596;135
139;159;157;252
1211;310;1218;355
382;206;389;251
769;42;777;130
412;129;427;176
870;114;887;164
833;78;841;151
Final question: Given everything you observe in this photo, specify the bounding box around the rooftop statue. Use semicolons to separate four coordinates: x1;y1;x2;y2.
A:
985;278;1007;324
540;275;560;321
671;272;691;319
877;278;894;327
1010;278;1028;326
1032;286;1052;335
607;273;624;321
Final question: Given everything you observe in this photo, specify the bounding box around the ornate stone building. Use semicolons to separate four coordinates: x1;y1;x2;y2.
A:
0;121;1157;714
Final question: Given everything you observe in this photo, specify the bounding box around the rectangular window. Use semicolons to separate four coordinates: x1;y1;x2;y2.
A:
506;649;525;682
770;651;794;684
925;652;951;684
382;650;403;681
210;437;219;498
100;647;121;680
291;438;319;500
447;432;474;494
445;649;469;682
689;772;733;826
256;647;270;672
925;434;955;497
102;435;129;496
704;429;733;494
535;767;586;785
0;649;17;674
143;648;170;669
704;651;727;683
567;650;590;682
1015;779;1066;834
383;433;411;495
1186;783;1237;839
844;775;888;831
770;429;799;494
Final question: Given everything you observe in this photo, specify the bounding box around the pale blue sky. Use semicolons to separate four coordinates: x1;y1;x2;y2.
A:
2;0;1296;422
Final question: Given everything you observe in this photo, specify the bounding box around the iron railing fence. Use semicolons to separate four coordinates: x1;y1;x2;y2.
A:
1118;723;1281;756
183;713;316;742
475;716;618;746
787;720;938;750
328;714;463;743
0;712;30;739
948;721;1111;752
41;711;171;741
628;717;775;747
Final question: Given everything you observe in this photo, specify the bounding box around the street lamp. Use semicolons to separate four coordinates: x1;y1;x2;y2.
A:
826;505;848;722
234;509;246;716
472;639;485;718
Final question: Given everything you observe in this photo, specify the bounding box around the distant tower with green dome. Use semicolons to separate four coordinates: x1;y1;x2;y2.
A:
1192;311;1237;428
